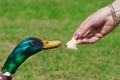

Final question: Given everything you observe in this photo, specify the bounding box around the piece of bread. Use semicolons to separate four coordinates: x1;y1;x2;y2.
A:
66;38;78;50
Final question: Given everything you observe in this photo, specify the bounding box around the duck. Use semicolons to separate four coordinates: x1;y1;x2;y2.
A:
0;37;61;80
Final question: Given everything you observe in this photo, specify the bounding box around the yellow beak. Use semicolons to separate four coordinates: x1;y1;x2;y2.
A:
42;40;61;49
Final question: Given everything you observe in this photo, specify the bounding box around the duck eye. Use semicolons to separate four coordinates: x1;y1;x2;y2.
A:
31;40;36;45
46;42;48;44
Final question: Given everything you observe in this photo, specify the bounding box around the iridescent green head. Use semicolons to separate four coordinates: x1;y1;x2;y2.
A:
1;37;61;75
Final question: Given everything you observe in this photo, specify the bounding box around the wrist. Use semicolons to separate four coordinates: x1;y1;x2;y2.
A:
104;6;111;16
112;0;120;11
108;3;120;26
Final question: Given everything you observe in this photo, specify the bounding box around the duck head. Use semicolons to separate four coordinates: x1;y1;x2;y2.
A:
0;37;61;80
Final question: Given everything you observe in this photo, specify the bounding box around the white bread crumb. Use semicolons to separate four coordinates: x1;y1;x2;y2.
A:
66;38;78;50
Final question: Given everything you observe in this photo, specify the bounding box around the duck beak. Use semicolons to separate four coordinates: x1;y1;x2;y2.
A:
42;40;61;49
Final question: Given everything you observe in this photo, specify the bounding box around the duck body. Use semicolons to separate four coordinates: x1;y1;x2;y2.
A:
0;37;61;80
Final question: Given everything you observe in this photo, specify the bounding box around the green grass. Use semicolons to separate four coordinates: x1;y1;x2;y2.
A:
1;0;120;80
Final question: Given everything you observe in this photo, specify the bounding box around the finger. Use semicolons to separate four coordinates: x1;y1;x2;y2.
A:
77;32;103;44
73;16;94;39
77;36;100;44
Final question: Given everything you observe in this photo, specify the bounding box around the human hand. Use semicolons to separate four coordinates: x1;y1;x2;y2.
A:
73;6;119;44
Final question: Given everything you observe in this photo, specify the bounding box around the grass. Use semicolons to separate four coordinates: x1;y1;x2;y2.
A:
1;0;120;80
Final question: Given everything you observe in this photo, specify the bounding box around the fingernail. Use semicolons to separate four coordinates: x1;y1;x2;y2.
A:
76;32;81;35
75;32;81;38
77;32;81;35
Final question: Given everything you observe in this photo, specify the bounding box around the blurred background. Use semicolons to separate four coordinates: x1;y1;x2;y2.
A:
1;0;120;80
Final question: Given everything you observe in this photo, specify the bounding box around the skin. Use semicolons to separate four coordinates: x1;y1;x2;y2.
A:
73;0;120;44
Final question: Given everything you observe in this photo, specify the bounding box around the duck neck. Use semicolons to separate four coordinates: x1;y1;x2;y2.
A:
1;51;28;74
